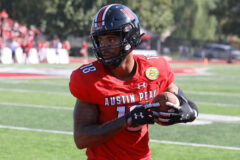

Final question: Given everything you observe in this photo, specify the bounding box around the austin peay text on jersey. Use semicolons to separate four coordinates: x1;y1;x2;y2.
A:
104;88;157;107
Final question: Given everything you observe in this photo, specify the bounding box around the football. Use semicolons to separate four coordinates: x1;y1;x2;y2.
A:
151;92;180;112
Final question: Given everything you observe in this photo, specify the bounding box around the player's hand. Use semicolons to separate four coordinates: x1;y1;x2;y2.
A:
174;93;198;123
155;95;197;126
153;103;181;126
125;105;155;126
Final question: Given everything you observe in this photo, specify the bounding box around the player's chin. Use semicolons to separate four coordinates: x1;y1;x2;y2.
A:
105;63;117;70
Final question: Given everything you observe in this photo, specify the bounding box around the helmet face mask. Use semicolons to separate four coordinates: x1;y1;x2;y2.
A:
90;4;141;67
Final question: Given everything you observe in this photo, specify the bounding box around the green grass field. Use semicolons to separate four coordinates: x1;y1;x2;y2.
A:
0;62;240;160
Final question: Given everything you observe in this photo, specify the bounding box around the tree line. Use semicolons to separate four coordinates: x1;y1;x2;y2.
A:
0;0;239;43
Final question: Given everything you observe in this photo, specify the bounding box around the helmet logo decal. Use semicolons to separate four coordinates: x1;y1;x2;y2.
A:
145;67;159;80
95;4;114;27
120;8;134;20
96;6;107;27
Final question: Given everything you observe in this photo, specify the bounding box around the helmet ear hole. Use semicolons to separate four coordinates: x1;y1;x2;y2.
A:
123;24;132;32
124;44;131;51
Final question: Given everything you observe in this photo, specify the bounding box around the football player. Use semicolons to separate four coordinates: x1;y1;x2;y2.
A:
69;4;198;160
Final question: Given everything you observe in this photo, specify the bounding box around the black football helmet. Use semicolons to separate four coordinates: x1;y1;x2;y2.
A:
90;4;142;67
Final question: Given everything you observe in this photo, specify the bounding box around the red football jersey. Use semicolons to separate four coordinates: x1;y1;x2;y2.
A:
69;55;174;160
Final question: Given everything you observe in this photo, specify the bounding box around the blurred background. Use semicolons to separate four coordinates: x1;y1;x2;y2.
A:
0;0;240;64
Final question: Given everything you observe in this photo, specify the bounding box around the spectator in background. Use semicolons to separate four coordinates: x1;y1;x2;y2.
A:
79;41;88;64
52;38;62;64
52;37;62;54
32;26;40;42
0;39;3;57
62;40;71;54
179;45;189;58
0;10;8;40
9;39;19;63
38;40;47;62
23;39;33;64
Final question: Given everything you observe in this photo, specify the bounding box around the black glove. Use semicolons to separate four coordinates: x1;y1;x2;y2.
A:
156;110;180;126
156;92;198;126
125;105;154;126
175;94;197;123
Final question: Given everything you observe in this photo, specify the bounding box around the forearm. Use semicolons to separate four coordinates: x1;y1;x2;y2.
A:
74;116;127;149
73;99;153;149
177;88;199;116
167;83;198;116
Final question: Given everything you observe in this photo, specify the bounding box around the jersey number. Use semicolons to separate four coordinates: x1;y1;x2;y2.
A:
80;63;96;74
116;106;142;131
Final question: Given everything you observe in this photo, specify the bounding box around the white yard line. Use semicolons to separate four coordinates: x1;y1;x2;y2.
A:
0;125;72;135
1;87;239;99
0;102;73;110
0;124;239;151
150;139;240;151
0;88;71;95
199;113;240;122
195;101;240;108
175;76;240;82
185;91;240;97
0;67;73;77
0;79;67;86
1;102;240;123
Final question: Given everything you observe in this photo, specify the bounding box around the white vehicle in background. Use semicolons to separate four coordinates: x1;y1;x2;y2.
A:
231;49;240;60
133;49;158;57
